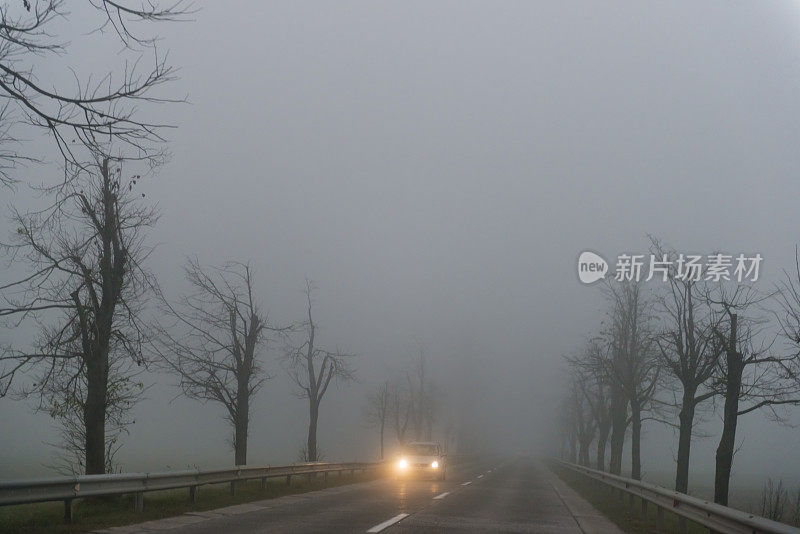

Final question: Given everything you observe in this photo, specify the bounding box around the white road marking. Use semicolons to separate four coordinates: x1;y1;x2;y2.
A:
433;492;450;500
477;474;484;478
461;481;472;486
366;513;410;533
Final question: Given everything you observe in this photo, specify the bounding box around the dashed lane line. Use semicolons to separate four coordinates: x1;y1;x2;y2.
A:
367;466;494;532
366;513;410;533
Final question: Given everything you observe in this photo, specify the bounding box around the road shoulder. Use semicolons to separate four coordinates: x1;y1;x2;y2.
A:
545;464;625;534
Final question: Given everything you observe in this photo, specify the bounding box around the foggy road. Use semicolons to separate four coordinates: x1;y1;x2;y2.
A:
97;460;623;534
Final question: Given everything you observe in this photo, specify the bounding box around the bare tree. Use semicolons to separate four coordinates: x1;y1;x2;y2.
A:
603;280;659;480
284;281;355;462
42;349;144;475
606;372;629;475
709;282;800;506
568;337;613;470
0;156;155;474
565;368;597;467
759;478;788;522
594;293;632;476
405;348;440;442
408;350;426;440
363;380;390;460
0;0;192;186
556;395;578;463
152;259;280;466
650;239;724;494
442;420;456;455
792;488;800;527
421;383;440;442
389;376;412;447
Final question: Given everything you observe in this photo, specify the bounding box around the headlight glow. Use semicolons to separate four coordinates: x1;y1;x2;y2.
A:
397;458;408;469
431;460;439;469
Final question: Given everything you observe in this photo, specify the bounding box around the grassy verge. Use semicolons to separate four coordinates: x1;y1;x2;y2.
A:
549;463;708;534
0;469;381;534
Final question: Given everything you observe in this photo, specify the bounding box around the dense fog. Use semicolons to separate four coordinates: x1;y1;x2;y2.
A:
1;1;799;505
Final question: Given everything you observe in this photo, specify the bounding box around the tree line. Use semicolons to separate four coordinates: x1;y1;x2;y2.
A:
362;349;450;461
0;1;353;476
0;2;455;477
0;151;361;474
558;237;800;511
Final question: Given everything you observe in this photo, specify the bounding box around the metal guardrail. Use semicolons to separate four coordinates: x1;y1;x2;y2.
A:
554;459;800;534
0;461;383;522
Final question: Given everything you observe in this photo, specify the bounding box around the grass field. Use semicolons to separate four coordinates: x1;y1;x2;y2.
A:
0;470;380;534
638;470;800;518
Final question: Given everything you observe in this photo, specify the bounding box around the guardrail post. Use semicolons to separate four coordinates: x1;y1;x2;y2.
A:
286;474;291;486
261;477;267;489
656;505;664;531
134;492;144;513
230;481;236;496
324;471;329;487
628;493;634;513
189;485;197;503
64;498;73;523
678;517;687;534
640;498;647;518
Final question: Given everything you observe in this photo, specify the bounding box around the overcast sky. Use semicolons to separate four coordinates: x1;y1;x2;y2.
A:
2;1;800;500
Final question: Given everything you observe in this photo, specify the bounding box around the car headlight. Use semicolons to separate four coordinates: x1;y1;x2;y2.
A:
397;458;408;469
431;460;439;469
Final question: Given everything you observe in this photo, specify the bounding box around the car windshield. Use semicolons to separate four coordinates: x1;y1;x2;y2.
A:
405;444;437;455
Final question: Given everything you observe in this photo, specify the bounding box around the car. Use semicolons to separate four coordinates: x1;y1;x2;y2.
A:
394;441;446;481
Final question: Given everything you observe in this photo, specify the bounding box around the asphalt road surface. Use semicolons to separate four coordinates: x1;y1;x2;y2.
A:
95;459;623;533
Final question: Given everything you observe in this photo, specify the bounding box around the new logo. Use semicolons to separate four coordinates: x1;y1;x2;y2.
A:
578;251;608;284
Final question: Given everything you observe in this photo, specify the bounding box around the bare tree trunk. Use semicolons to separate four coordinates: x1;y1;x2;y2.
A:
568;433;577;464
365;381;390;460
308;402;319;462
234;417;248;466
630;401;642;480
675;387;697;493
84;353;108;475
714;380;740;506
234;375;250;466
715;314;742;506
284;283;355;464
609;389;627;475
579;437;591;466
596;422;610;471
379;419;385;460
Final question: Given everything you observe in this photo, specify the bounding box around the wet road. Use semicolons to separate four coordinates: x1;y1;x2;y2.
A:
95;459;623;533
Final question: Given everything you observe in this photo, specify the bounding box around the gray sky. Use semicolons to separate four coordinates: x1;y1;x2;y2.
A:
2;1;800;497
